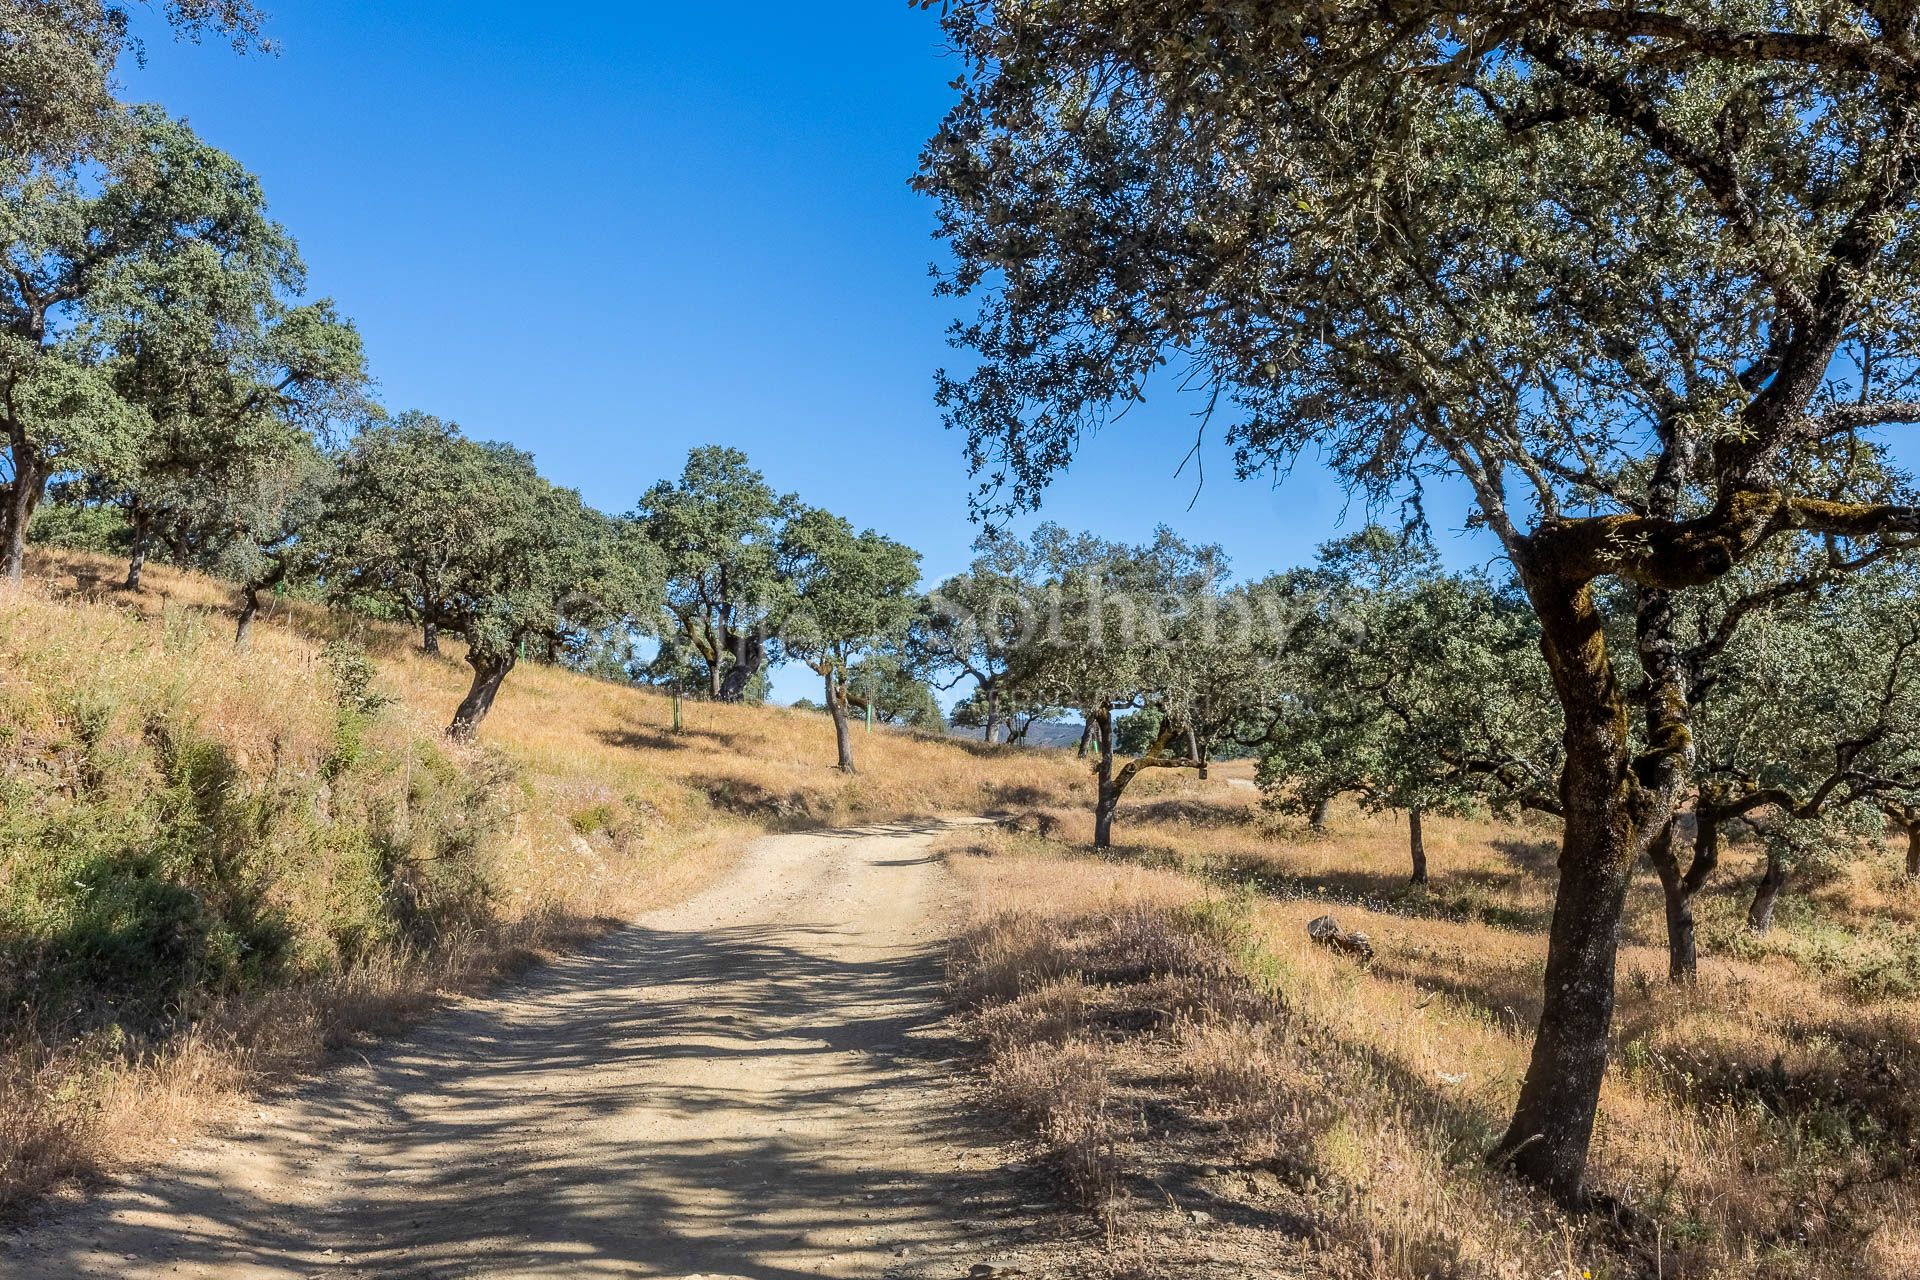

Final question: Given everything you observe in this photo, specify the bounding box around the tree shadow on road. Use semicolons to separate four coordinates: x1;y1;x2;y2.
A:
3;873;1040;1280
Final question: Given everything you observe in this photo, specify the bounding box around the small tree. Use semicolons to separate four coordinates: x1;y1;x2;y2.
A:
1260;531;1562;883
1012;525;1231;847
1681;559;1920;947
915;528;1043;743
636;446;799;700
201;436;336;646
949;681;1058;743
782;508;922;772
845;652;945;729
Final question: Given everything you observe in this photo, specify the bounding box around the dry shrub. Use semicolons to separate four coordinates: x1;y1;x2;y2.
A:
989;1038;1128;1208
976;975;1090;1048
1174;1018;1318;1165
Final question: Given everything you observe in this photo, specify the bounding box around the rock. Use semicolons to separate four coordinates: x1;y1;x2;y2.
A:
1307;913;1375;961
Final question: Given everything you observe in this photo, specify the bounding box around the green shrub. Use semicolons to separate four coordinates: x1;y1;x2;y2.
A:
1;670;506;1042
27;503;132;554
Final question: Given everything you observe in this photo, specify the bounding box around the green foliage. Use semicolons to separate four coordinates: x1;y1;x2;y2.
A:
635;446;798;699
914;528;1059;739
0;663;504;1042
27;499;129;553
782;507;923;760
1691;553;1920;833
846;653;944;728
325;416;663;730
783;508;923;675
320;639;389;718
0;2;265;167
1259;528;1562;820
0;108;356;577
1114;708;1163;757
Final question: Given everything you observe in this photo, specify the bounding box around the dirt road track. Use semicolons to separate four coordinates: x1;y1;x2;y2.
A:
2;819;1036;1280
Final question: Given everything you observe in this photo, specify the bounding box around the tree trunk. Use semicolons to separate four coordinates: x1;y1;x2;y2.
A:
235;582;261;647
1309;794;1333;831
449;649;516;739
718;633;765;702
1187;725;1208;780
1092;711;1117;849
1077;721;1092;758
2;443;41;584
983;681;1001;746
1490;574;1676;1206
422;617;441;656
1747;844;1788;934
1408;808;1428;885
825;669;856;773
1646;818;1697;981
125;508;151;590
1902;817;1920;880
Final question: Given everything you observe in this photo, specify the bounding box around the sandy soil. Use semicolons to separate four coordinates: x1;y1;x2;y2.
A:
1;819;1048;1280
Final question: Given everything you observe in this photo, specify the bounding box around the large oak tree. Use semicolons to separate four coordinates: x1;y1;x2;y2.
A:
917;0;1920;1202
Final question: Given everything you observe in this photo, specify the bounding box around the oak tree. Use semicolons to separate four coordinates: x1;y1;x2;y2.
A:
782;507;922;772
636;446;799;701
918;0;1920;1200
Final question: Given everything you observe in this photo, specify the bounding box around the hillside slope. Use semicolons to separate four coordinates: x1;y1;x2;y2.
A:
940;775;1920;1278
0;548;1088;1212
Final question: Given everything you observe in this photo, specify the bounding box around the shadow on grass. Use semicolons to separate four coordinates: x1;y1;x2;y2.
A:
594;723;741;754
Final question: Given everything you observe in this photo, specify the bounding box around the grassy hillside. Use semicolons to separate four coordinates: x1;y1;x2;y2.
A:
0;548;1089;1212
946;773;1920;1279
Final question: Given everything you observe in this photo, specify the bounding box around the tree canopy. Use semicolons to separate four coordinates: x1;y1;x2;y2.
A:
327;418;663;737
782;507;922;772
636;446;801;701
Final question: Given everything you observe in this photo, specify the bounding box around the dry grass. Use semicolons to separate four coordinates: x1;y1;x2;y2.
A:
1;547;1090;1213
944;769;1920;1279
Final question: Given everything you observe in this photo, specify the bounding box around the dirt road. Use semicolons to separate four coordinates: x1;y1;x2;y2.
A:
2;819;1038;1280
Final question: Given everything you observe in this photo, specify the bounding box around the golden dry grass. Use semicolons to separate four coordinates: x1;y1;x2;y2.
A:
948;769;1920;1279
2;547;1090;1212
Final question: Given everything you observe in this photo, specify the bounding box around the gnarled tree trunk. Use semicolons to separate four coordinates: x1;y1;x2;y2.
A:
125;506;152;590
1408;808;1428;884
1647;818;1694;981
1490;575;1685;1206
718;632;766;702
1309;794;1333;831
235;582;261;647
1747;843;1788;934
1908;820;1920;880
1091;711;1118;848
825;668;856;773
2;438;42;584
450;648;516;740
422;617;440;656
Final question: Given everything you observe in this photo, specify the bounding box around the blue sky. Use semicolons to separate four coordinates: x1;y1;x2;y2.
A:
123;2;1491;702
